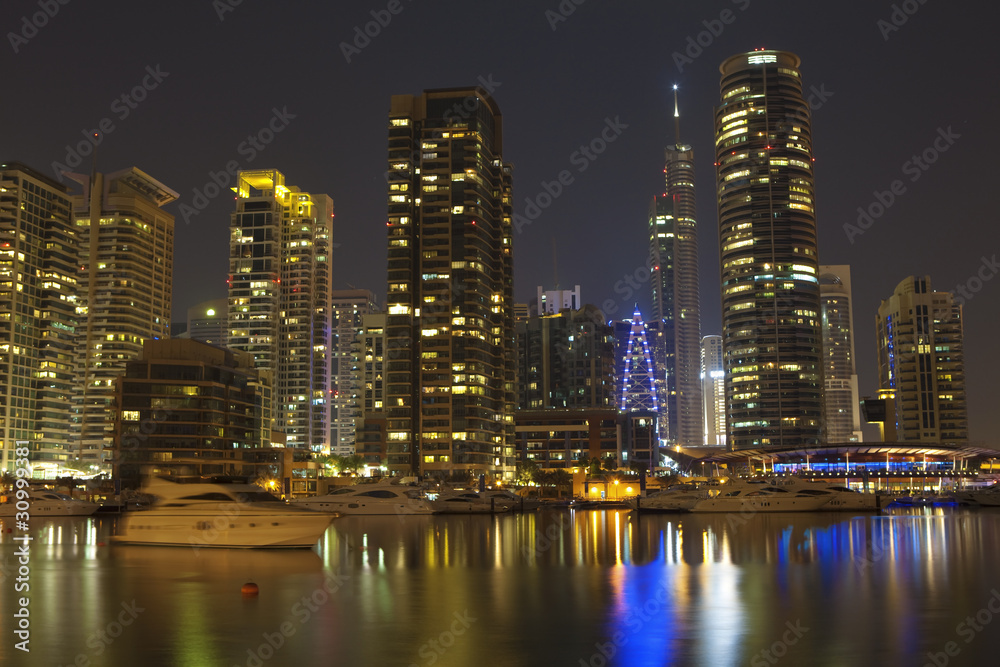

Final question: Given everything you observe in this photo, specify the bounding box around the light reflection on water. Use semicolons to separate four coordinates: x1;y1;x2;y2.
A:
1;508;998;666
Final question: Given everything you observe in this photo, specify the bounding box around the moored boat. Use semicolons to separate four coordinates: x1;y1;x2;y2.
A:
0;489;99;517
628;484;707;512
112;478;335;548
429;490;512;514
290;480;436;515
690;478;832;513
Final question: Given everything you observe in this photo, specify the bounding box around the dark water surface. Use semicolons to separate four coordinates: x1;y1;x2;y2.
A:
2;508;999;666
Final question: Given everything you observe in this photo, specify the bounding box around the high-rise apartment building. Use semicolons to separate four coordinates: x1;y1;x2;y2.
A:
700;335;726;446
715;49;823;450
0;163;77;471
69;167;176;467
876;276;967;442
330;289;378;457
385;87;515;480
354;313;387;469
651;89;703;447
228;169;333;451
649;194;702;446
820;265;862;442
516;304;615;410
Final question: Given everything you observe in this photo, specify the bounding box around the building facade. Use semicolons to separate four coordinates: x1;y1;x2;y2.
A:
516;304;615;410
820;265;862;442
515;408;619;469
876;276;967;442
385;87;515;480
227;169;333;452
0;163;77;471
111;339;271;488
536;284;581;315
186;298;228;347
354;313;388;470
715;49;823;450
330;289;378;457
700;335;726;446
649;192;702;446
69;167;176;468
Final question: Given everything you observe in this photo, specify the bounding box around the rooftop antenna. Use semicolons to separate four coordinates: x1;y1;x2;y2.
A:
672;84;681;148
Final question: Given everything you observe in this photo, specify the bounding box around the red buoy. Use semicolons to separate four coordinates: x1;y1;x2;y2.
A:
241;582;259;597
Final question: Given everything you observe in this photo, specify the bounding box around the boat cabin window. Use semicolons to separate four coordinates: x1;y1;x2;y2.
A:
179;493;235;502
329;488;357;495
357;490;398;499
235;492;281;503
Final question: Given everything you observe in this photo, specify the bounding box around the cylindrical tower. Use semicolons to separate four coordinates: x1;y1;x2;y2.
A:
715;50;823;450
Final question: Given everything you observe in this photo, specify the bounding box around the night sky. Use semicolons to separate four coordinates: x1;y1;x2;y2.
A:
5;0;998;445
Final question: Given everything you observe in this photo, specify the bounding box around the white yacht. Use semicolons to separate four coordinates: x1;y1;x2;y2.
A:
954;485;1000;507
0;489;99;517
738;477;879;511
690;478;833;513
479;488;541;511
291;480;437;515
112;478;335;548
429;490;512;514
628;484;707;512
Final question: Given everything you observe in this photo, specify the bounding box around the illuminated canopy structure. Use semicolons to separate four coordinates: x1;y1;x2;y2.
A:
619;307;660;415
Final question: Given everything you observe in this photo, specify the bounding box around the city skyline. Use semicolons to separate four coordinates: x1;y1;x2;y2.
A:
5;0;998;445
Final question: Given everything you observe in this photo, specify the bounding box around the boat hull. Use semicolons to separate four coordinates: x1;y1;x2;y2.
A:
291;499;436;515
0;500;99;517
430;500;510;514
112;509;334;548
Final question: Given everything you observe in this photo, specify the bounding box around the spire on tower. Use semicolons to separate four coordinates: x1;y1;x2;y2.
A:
672;84;681;148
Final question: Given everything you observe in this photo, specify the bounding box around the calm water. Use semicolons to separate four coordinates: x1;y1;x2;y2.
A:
2;508;1000;666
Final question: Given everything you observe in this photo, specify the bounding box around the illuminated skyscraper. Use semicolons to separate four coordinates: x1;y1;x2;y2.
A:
0;163;77;471
819;266;862;442
650;88;702;447
876;276;967;442
700;335;726;446
517;304;615;410
385;88;515;480
331;289;378;457
715;49;823;450
228;169;333;451
69;167;176;468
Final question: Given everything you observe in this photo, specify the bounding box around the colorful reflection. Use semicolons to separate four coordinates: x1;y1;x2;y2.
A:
2;508;1000;666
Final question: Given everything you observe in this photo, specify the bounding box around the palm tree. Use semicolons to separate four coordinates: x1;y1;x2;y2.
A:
342;454;366;475
313;454;335;476
516;460;540;486
535;470;555;497
552;469;572;498
0;471;14;494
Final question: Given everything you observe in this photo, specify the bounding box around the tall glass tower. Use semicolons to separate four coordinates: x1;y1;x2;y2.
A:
228;169;333;452
650;88;703;446
385;88;515;481
715;50;823;450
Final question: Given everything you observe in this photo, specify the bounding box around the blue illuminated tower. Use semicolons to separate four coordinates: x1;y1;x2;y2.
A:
619;307;660;414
